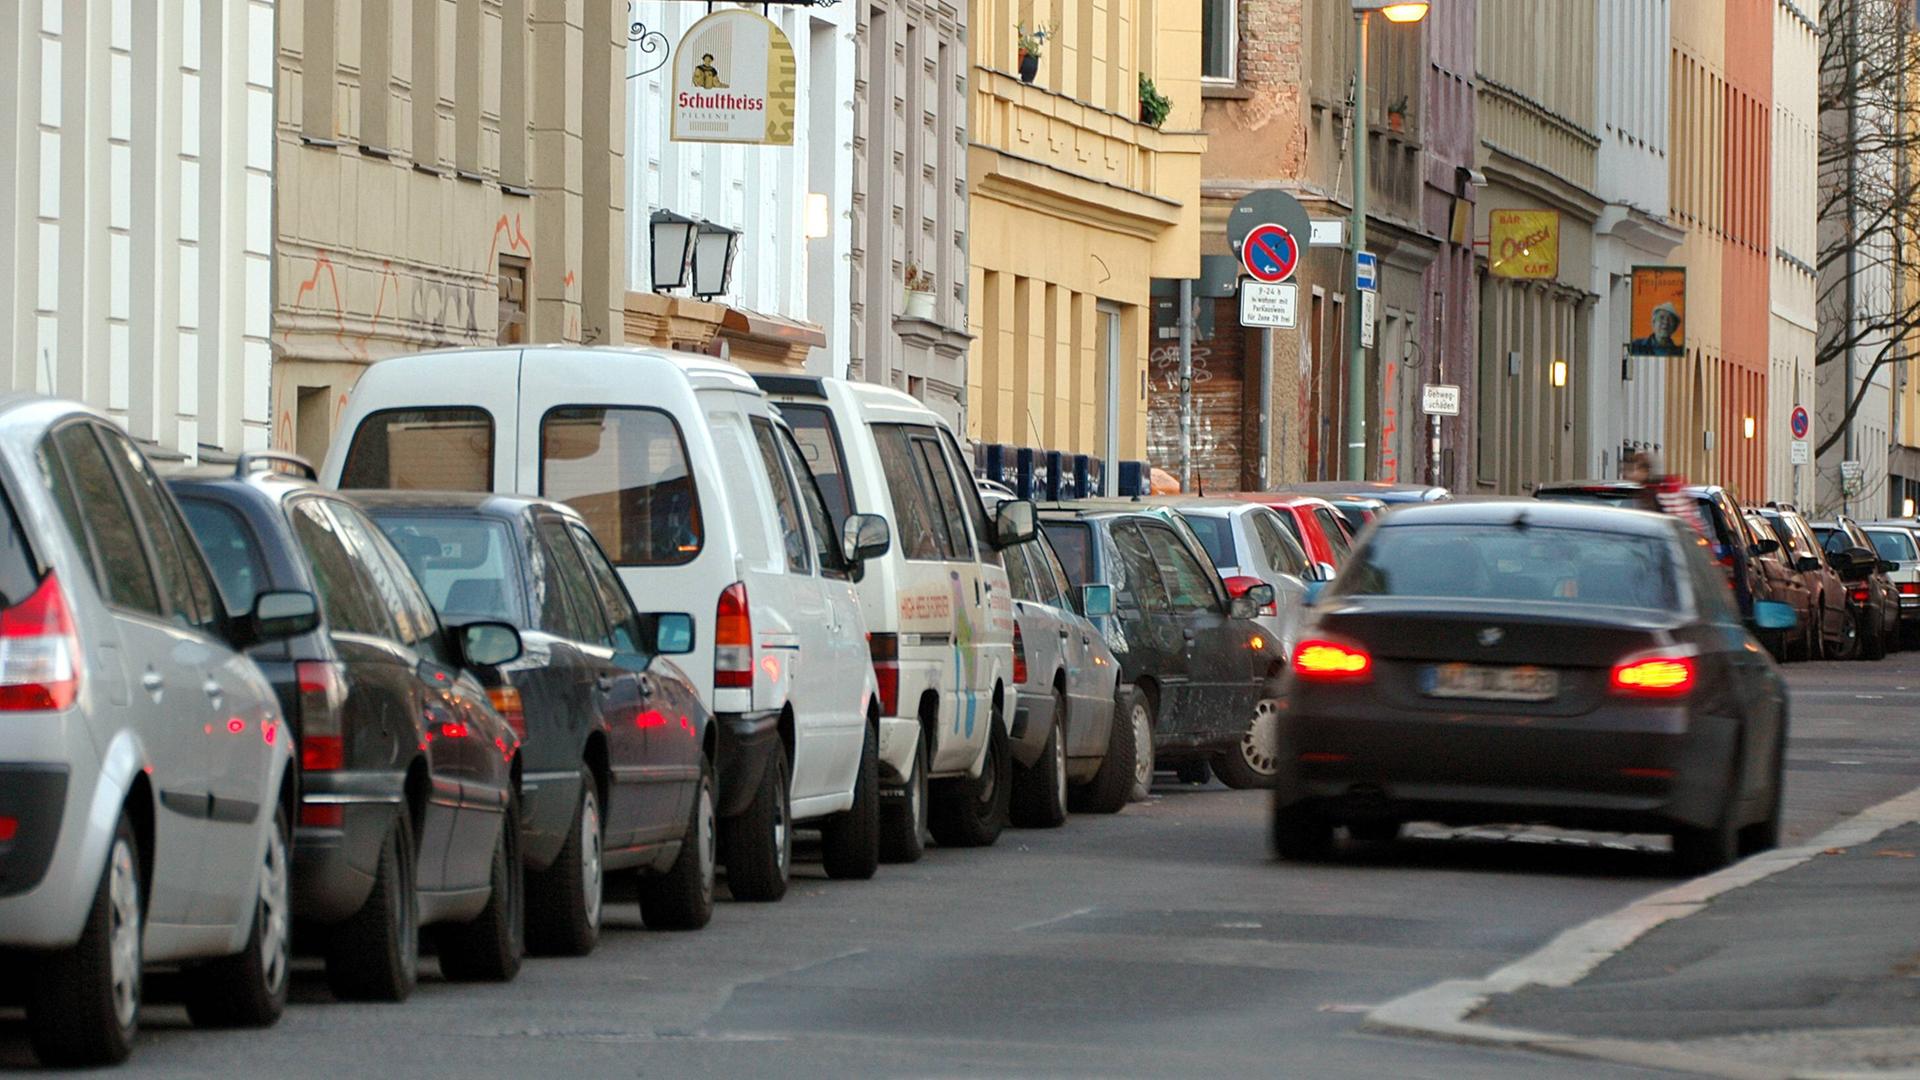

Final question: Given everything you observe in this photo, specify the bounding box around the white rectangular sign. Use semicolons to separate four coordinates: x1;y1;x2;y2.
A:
1421;384;1462;416
1310;220;1345;247
1360;290;1377;348
1239;282;1298;328
1842;459;1863;480
1790;440;1810;466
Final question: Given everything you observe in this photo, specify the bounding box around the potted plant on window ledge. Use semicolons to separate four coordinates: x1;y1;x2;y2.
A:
1016;22;1055;83
1138;74;1172;129
901;265;937;321
1387;95;1409;134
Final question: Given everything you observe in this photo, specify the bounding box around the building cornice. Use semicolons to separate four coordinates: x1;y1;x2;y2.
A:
1480;143;1607;220
968;144;1189;241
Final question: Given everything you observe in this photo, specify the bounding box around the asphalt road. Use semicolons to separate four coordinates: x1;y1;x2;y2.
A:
6;652;1918;1078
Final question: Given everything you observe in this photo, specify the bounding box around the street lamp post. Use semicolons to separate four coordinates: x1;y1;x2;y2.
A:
1346;1;1428;482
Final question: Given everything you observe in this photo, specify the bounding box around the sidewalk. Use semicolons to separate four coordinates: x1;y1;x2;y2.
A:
1367;785;1920;1079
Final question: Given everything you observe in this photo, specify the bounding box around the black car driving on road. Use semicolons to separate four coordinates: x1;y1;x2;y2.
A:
1271;500;1790;875
169;456;528;1002
354;492;717;954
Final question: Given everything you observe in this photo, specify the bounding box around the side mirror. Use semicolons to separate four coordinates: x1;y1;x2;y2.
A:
1753;599;1798;632
994;500;1038;549
1794;555;1822;573
1315;562;1338;583
1229;594;1259;620
841;512;892;564
1750;538;1780;557
455;621;523;668
1881;559;1899;575
243;590;320;645
653;612;695;656
1840;546;1878;580
1080;583;1114;618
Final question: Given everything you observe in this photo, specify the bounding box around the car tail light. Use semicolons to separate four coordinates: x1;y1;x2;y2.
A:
487;685;525;739
714;582;753;690
296;660;347;772
1012;622;1029;685
1292;639;1372;682
299;804;344;828
0;815;17;842
870;632;900;717
1850;585;1870;605
0;573;80;712
1902;583;1919;597
1609;653;1696;697
1223;574;1278;617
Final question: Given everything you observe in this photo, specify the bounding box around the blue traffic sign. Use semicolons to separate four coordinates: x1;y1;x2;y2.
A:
1241;223;1300;284
1356;251;1379;292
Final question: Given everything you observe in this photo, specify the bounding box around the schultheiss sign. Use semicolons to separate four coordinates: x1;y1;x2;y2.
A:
671;9;797;146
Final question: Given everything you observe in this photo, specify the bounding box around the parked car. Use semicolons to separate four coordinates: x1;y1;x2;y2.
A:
1812;517;1903;660
1156;497;1313;661
323;347;887;903
0;400;315;1065
1535;481;1765;621
757;375;1029;859
353;492;718;953
1272;500;1790;875
1860;521;1920;643
1318;495;1390;533
991;507;1125;821
1741;509;1816;660
1229;493;1355;580
169;456;527;1002
1039;506;1282;794
1280;480;1451;505
1753;505;1853;659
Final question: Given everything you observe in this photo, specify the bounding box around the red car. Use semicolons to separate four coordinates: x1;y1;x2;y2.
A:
1229;494;1355;576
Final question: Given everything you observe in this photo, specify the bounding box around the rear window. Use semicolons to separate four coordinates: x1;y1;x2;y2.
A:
779;404;853;530
1535;488;1640;509
369;513;524;625
540;406;702;566
1178;513;1236;569
1330;523;1680;611
178;498;269;616
1868;529;1918;563
339;407;494;491
1040;520;1093;586
0;481;39;609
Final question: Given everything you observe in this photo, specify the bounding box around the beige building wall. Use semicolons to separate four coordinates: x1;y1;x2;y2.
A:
273;0;627;463
1770;0;1817;505
1663;0;1727;484
966;0;1205;474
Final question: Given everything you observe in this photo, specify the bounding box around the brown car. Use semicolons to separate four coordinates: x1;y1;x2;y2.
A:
1753;506;1853;660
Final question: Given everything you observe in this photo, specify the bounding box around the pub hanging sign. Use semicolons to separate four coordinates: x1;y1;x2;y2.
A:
670;9;798;146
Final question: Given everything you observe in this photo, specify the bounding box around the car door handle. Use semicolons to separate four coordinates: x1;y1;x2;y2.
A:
141;670;164;698
596;673;614;692
1182;628;1196;642
637;674;657;699
202;679;224;703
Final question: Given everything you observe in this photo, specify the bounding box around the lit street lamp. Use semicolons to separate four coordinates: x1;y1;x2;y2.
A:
1346;0;1429;481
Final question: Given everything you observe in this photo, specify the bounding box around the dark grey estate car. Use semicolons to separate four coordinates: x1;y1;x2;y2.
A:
1273;501;1790;874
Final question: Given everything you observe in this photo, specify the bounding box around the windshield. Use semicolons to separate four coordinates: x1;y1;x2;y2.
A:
1868;528;1918;563
1328;523;1680;611
368;512;524;626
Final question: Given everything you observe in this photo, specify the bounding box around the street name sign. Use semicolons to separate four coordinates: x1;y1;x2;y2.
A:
1310;220;1345;247
1421;384;1462;416
1239;282;1298;328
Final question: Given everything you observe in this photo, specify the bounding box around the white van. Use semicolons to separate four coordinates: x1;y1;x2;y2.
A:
756;375;1032;861
321;346;889;901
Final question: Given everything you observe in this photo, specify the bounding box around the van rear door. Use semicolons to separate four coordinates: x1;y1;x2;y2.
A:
327;349;522;493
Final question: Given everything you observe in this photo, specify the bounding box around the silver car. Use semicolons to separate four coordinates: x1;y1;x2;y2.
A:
1164;499;1314;662
999;524;1124;824
0;398;316;1066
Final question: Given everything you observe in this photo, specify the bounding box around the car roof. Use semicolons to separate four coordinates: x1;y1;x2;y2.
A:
346;489;570;521
1372;498;1679;538
1280;480;1449;501
363;344;761;395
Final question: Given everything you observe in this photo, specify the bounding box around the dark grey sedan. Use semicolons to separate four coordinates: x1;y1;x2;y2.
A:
1271;500;1791;874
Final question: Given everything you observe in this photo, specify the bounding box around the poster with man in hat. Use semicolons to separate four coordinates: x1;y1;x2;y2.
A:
1629;267;1686;357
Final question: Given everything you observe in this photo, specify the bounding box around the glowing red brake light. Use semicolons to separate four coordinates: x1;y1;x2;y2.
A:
1292;639;1372;682
1901;583;1919;597
0;573;80;712
1609;654;1696;697
1012;622;1029;685
714;582;753;689
1850;585;1870;605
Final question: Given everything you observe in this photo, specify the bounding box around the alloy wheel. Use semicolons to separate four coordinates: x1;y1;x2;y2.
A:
773;766;791;878
106;836;141;1031
581;788;604;934
1052;723;1069;814
1241;699;1282;776
695;780;717;906
1131;701;1154;792
259;823;291;999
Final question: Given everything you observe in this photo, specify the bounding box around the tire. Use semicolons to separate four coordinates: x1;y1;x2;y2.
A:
325;812;418;1002
879;731;930;864
1672;743;1743;876
433;793;525;983
1069;687;1138;815
526;769;603;957
1271;803;1334;862
929;705;1011;848
821;721;881;878
183;802;291;1028
721;750;791;902
1010;689;1069;828
26;812;141;1066
1214;697;1282;790
1126;689;1156;803
640;756;716;930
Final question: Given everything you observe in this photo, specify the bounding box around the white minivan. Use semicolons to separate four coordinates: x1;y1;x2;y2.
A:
756;375;1033;861
321;346;888;901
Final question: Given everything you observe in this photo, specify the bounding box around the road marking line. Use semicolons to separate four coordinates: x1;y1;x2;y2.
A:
1015;905;1094;932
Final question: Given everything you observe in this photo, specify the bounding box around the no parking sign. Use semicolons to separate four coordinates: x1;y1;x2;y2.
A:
1240;223;1301;284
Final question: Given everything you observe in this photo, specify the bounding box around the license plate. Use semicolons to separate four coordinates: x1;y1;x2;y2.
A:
1422;663;1558;702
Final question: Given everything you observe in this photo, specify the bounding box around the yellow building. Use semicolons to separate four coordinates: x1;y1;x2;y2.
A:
966;0;1206;476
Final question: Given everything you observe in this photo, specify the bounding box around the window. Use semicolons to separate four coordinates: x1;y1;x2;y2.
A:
101;430;218;630
369;512;524;625
780;404;854;530
0;482;41;611
1041;521;1093;586
874;425;945;561
1180;513;1236;570
1111;523;1170;614
179;499;269;618
1034;533;1078;610
942;429;1001;567
912;435;973;560
537;518;609;645
48;425;161;618
777;426;849;578
288;498;394;638
1139;523;1219;613
1869;529;1918;563
1680;525;1742;625
340;407;495;492
540;406;703;566
1003;539;1039;603
1314;508;1354;564
751;418;813;575
1330;524;1682;612
1252;509;1310;577
1202;0;1236;81
329;503;441;652
568;524;648;655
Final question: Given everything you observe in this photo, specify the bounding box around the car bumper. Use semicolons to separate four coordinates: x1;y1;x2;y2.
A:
715;709;781;820
1008;686;1058;769
1272;699;1738;833
293;771;404;926
0;708;125;949
877;714;920;788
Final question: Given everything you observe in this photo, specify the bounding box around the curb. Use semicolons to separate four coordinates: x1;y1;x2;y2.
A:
1363;783;1920;1079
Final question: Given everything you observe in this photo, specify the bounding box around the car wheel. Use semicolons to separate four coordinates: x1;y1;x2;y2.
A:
1214;698;1282;790
1671;742;1744;876
182;801;291;1027
1738;733;1786;857
26;812;141;1066
433;791;525;982
1126;691;1156;803
526;768;603;957
821;721;882;879
1069;685;1140;815
1010;689;1069;828
879;732;930;864
721;750;791;901
640;756;717;930
325;811;418;1002
1831;606;1861;661
1271;804;1334;862
930;705;1011;848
